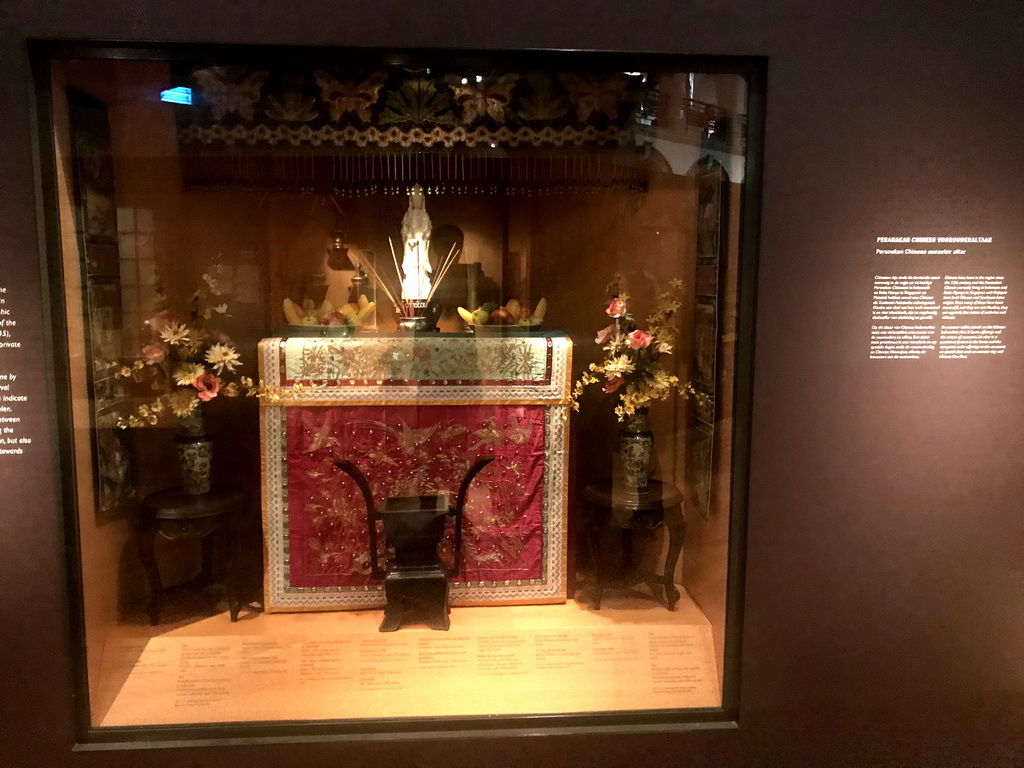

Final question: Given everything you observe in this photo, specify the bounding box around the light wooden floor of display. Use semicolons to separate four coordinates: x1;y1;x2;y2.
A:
93;586;720;726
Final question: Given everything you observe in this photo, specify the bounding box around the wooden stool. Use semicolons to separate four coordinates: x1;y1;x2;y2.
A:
135;487;245;625
583;479;685;610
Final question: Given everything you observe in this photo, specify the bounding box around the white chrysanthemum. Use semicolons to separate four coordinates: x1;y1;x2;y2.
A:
168;390;200;418
159;322;191;345
651;368;678;390
603;355;635;375
205;343;241;374
173;363;206;386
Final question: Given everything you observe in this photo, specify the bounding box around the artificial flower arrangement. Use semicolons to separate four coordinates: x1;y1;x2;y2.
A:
113;273;253;428
571;276;695;420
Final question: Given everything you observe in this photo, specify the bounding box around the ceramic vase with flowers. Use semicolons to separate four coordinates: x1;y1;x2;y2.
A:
175;408;213;494
114;273;252;495
572;277;695;495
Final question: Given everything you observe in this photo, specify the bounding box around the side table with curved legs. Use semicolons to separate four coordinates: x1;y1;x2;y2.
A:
583;479;685;610
135;487;247;625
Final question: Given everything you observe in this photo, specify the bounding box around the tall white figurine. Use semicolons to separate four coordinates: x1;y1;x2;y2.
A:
400;184;432;301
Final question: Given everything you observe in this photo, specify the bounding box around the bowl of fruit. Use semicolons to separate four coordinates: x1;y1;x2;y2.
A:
458;298;546;335
283;296;375;335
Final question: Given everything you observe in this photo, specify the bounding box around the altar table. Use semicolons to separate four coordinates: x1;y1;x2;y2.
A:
258;332;572;612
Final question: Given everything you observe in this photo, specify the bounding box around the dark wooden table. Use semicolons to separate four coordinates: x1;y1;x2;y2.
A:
135;486;248;625
583;479;685;610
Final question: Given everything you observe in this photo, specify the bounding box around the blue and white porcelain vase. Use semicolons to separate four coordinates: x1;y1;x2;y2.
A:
619;407;653;494
175;408;212;495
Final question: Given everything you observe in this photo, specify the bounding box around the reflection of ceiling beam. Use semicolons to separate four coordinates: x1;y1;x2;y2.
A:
637;100;746;151
636;98;747;182
651;138;747;184
678;99;735;133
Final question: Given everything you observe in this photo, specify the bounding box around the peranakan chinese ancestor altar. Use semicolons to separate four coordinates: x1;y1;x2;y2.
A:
258;332;572;611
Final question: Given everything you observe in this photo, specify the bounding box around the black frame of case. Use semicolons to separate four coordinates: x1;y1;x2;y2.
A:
28;39;765;747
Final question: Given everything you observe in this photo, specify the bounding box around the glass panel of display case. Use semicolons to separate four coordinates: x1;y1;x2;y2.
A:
38;45;760;737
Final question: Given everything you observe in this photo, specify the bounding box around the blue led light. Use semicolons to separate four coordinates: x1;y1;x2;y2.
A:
159;87;192;105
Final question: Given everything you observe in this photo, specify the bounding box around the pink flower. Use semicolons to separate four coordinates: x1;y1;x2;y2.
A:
595;324;616;345
141;343;166;363
192;373;220;402
602;376;623;394
148;309;178;333
627;329;653;349
605;297;627;318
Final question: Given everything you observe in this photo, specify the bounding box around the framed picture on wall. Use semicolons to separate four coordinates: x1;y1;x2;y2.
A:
687;421;714;522
690;156;727;522
696;157;723;260
67;87;134;525
693;297;718;398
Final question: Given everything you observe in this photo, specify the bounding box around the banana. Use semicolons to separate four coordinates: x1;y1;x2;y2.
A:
286;297;340;325
358;294;369;309
505;299;521;319
283;298;304;325
339;303;359;319
355;302;376;325
315;299;334;323
457;306;475;324
532;297;547;321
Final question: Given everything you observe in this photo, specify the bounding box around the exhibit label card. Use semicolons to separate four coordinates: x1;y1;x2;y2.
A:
96;624;719;725
869;235;1007;360
0;285;35;457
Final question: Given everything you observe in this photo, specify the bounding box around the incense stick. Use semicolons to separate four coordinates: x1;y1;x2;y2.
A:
353;251;402;314
435;245;461;287
387;237;415;316
364;266;401;314
388;236;403;290
426;245;461;303
426;248;458;302
437;243;459;279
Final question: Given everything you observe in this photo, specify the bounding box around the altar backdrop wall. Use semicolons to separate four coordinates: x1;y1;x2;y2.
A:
2;2;1022;766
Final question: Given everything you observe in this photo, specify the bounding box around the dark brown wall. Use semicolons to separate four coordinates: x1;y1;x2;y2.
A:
2;2;1023;766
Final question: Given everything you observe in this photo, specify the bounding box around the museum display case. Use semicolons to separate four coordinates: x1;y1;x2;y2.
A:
34;42;763;740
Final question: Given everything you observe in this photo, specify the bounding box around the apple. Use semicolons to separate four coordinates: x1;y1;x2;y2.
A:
490;308;514;325
472;308;490;325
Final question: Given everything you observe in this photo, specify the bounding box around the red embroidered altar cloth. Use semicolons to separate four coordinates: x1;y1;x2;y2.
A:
258;333;572;611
